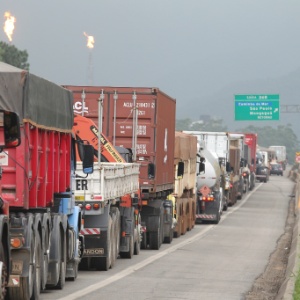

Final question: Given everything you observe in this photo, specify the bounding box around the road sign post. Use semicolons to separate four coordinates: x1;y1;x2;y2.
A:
234;94;280;121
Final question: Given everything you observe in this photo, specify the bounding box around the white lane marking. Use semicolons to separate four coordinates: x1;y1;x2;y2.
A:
59;182;262;300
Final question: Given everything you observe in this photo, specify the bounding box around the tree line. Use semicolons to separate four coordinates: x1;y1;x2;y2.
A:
176;117;300;164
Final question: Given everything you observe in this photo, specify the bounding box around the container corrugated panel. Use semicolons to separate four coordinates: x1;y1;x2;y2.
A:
244;145;250;162
65;86;176;194
1;124;71;209
174;132;197;196
244;133;257;172
229;148;241;175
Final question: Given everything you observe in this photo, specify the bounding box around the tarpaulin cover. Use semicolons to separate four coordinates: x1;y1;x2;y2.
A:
174;131;197;163
0;62;73;132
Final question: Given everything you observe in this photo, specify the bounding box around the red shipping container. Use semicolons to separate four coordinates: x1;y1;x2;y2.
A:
64;86;176;197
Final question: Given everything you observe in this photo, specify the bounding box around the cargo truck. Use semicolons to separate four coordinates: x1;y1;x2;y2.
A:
64;86;196;250
228;133;246;202
0;62;94;300
182;131;235;210
72;114;141;270
243;133;257;190
195;143;224;224
269;145;287;170
170;132;197;237
256;145;275;182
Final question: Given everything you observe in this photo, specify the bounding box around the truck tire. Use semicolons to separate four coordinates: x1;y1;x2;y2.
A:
55;231;66;290
134;214;141;255
32;232;42;298
119;208;134;259
110;218;116;268
0;242;8;300
111;208;120;264
149;231;160;250
214;211;221;224
9;225;35;300
41;222;50;289
164;228;173;244
223;191;229;211
134;233;140;255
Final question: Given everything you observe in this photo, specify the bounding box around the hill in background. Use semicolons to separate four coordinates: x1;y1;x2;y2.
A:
176;68;300;138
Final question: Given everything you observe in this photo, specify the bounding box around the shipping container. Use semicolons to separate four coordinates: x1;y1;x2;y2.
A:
66;86;176;198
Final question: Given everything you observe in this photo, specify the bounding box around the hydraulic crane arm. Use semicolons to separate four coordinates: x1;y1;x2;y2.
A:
72;114;125;163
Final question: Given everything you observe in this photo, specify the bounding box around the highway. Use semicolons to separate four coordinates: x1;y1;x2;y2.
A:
40;172;295;300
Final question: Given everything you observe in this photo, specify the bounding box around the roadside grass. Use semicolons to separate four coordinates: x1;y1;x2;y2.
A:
294;270;300;299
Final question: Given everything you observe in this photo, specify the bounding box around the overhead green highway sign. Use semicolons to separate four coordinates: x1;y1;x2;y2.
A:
234;94;280;121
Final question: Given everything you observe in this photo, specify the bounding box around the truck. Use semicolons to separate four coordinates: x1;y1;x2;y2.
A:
182;131;230;223
269;145;287;170
183;131;245;209
195;143;224;224
243;133;257;190
0;62;94;300
72;114;141;270
227;133;246;202
256;145;271;182
170;132;197;237
64;85;196;250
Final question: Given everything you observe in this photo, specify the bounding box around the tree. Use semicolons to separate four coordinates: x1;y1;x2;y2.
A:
0;41;29;70
176;117;227;132
237;124;300;164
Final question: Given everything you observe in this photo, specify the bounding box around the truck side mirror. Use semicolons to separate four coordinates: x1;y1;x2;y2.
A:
82;144;94;174
148;162;155;179
199;157;205;173
177;161;184;178
226;162;231;173
240;158;244;168
1;111;21;148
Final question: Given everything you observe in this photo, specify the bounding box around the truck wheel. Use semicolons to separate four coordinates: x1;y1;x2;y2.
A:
41;223;50;289
32;232;42;298
134;216;141;255
223;192;228;211
214;211;220;224
110;219;116;268
9;226;35;300
55;231;66;289
164;228;173;244
134;234;141;255
223;202;228;211
149;229;160;250
0;242;8;300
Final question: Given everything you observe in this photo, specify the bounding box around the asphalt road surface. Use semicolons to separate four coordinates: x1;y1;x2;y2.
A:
41;173;294;300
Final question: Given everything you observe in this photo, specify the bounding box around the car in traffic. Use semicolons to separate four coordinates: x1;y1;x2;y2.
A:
270;164;283;176
256;165;269;183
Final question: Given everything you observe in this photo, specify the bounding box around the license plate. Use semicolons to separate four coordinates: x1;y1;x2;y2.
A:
75;196;85;201
12;260;23;275
84;248;104;256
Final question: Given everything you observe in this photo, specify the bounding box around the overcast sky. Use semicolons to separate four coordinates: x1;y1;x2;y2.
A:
1;1;300;120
